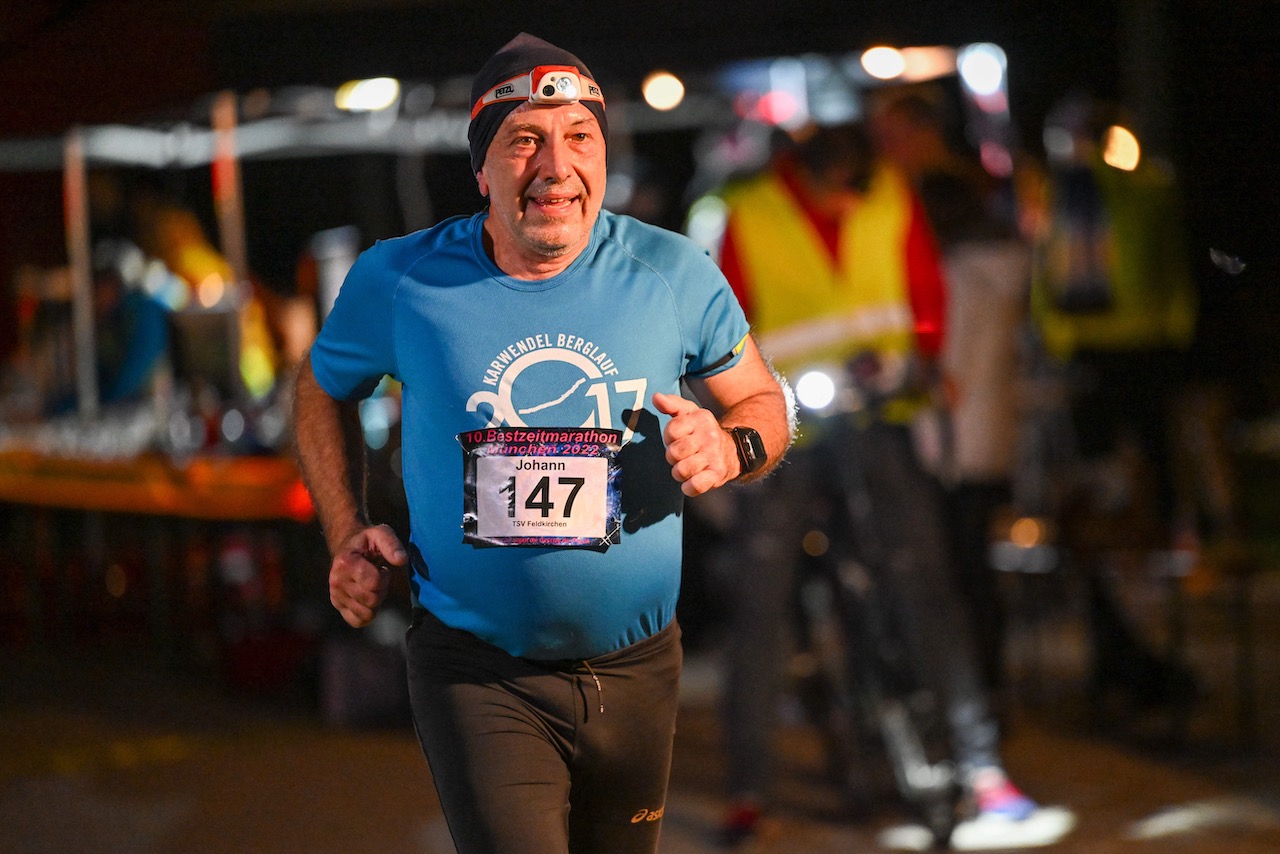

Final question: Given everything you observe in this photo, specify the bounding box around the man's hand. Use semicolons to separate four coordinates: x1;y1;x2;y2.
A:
653;391;738;496
328;524;408;628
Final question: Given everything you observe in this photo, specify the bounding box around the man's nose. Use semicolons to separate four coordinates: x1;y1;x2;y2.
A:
537;137;574;181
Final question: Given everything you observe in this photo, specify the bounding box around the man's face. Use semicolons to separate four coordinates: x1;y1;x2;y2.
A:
477;101;607;278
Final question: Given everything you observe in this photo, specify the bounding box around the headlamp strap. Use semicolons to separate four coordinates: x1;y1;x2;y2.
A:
471;65;604;118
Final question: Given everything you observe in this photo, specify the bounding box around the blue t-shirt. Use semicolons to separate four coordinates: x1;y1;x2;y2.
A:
309;209;749;659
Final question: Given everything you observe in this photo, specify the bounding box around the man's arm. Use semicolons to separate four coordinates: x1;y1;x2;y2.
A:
654;334;793;496
292;354;407;627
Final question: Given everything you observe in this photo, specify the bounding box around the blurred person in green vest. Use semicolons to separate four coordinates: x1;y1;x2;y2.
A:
1030;94;1199;711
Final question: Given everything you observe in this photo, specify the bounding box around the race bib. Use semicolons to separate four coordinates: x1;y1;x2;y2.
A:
459;427;623;548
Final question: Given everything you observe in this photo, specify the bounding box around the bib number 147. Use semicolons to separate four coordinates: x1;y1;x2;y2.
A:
476;456;609;540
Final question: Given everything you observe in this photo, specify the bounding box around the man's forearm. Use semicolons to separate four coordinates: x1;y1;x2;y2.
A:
687;336;796;485
718;383;794;482
292;356;370;554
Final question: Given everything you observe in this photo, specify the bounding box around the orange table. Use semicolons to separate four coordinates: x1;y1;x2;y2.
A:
0;450;313;522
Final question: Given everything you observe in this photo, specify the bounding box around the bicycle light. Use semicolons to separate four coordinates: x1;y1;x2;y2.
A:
795;370;837;411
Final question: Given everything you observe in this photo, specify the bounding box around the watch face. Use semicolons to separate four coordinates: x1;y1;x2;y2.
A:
734;426;766;473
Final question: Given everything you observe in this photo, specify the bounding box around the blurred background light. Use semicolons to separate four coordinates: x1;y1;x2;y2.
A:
957;43;1007;97
196;273;225;308
1103;124;1141;170
898;46;956;82
979;139;1015;177
1010;516;1048;548
685;195;728;253
861;46;906;80
334;76;401;112
642;71;686;111
220;408;246;444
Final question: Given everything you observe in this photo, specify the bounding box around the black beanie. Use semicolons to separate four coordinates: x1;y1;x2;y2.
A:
467;33;608;174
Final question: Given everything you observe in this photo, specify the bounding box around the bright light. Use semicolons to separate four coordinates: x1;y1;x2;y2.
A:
642;71;685;111
335;77;401;112
898;46;956;82
1010;517;1047;548
957;43;1007;97
795;370;837;410
1103;124;1141;171
861;46;906;80
196;273;225;308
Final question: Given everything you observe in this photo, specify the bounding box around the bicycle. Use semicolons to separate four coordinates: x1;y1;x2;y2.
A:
783;353;962;847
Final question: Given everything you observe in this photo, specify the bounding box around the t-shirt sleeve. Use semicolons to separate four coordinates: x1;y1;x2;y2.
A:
308;241;401;400
676;243;751;378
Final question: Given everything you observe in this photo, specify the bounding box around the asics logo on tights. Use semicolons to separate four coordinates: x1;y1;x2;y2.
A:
630;804;665;823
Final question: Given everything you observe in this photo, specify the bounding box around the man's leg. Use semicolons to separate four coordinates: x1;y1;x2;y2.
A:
405;609;576;854
565;620;683;854
945;479;1012;694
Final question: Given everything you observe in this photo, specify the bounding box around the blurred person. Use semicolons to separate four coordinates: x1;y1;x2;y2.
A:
291;33;791;854
89;239;172;407
1030;94;1199;711
36;238;172;416
871;90;1031;695
90;171;282;403
130;187;280;402
696;120;1072;848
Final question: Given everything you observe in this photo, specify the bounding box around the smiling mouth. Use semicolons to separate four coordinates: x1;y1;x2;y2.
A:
527;194;579;214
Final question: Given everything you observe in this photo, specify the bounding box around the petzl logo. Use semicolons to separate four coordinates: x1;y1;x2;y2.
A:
494;83;515;98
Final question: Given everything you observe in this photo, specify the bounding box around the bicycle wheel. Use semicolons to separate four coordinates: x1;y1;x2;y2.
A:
837;559;959;847
876;695;957;846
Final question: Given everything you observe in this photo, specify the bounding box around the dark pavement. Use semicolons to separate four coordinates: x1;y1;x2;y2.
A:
3;567;1280;853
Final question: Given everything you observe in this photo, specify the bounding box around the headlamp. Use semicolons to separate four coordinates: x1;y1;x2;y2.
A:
471;64;604;119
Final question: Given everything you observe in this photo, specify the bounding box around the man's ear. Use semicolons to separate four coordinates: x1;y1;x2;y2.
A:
476;170;489;198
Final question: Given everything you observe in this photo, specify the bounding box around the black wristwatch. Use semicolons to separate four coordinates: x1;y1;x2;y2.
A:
728;426;767;479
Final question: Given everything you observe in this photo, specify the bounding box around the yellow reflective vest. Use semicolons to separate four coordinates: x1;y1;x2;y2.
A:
1031;155;1197;360
721;163;922;379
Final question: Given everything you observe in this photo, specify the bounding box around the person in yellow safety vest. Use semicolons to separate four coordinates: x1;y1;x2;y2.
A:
1029;95;1201;714
712;126;945;425
693;121;1075;848
1031;107;1196;361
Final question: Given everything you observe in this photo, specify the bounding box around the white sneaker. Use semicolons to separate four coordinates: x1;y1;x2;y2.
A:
949;805;1077;850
